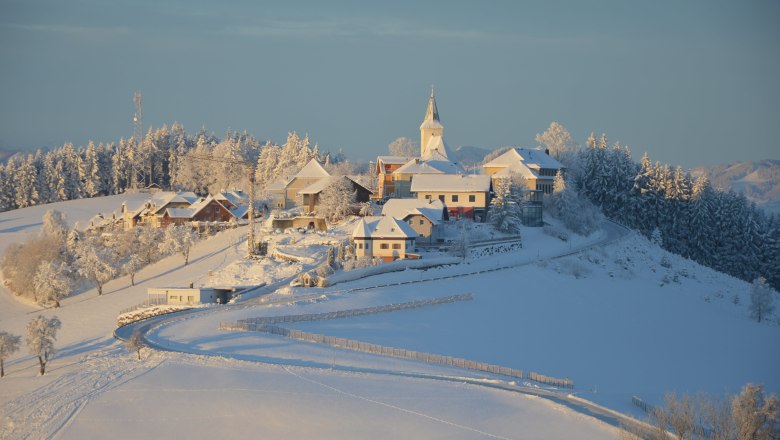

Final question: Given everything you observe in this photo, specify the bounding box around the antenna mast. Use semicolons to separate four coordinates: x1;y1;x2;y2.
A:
132;92;144;188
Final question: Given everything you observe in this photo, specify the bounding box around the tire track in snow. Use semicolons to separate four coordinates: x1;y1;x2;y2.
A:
281;365;514;440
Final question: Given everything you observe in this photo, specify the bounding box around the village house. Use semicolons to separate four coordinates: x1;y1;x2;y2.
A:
410;174;491;221
380;198;447;244
267;158;371;212
147;286;234;305
351;216;418;261
482;147;565;195
160;195;236;227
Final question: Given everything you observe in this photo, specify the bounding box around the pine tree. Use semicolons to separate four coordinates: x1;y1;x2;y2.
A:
749;277;775;323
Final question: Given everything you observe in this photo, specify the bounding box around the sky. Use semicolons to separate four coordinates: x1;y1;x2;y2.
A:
1;0;778;168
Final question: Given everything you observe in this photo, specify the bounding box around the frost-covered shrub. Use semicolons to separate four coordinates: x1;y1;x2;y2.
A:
543;224;569;242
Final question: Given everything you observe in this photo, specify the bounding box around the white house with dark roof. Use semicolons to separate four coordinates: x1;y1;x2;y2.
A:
410;174;491;221
352;216;418;261
381;198;446;243
482;147;565;195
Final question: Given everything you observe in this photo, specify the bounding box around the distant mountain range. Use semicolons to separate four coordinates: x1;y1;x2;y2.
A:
0;148;21;163
692;159;780;215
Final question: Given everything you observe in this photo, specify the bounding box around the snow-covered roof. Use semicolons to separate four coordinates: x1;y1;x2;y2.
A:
376;156;413;165
381;198;445;225
215;190;246;207
293;158;330;179
483;148;564;171
352;216;418;239
265;180;288;192
492;163;537;180
230;205;250;219
165;208;194;219
420;118;444;130
393;157;464;175
297;177;334;195
410;174;491;193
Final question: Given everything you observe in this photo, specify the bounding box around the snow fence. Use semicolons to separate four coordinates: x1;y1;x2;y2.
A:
219;293;574;390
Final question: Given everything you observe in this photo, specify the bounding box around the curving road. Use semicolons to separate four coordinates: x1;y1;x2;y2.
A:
115;220;653;436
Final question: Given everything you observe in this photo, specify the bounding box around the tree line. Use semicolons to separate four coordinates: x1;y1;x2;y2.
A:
0;125;350;212
559;132;780;292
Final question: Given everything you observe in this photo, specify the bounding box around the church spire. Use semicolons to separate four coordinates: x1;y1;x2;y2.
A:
424;85;439;123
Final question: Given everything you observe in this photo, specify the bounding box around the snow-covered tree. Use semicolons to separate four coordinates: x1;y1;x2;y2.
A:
535;121;576;163
388;137;417;157
126;330;144;360
159;225;198;265
41;210;69;243
732;383;779;440
26;315;61;375
137;227;164;265
318;177;357;223
122;254;145;286
749;277;775;323
0;331;21;378
488;177;522;234
75;238;117;295
33;261;72;307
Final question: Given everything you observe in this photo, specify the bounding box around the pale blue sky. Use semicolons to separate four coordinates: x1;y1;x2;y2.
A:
1;0;778;167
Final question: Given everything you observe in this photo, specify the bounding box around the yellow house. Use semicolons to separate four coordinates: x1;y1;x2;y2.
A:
482;148;565;195
352;216;418;261
410;174;491;221
267;159;331;209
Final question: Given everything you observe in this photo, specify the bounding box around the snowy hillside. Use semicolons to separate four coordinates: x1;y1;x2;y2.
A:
692;159;780;214
1;195;778;439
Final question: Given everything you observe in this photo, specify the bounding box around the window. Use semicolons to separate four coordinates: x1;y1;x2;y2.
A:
188;295;194;302
392;243;401;249
438;195;445;202
451;195;458;202
425;194;432;200
380;243;389;249
419;219;424;225
469;195;476;202
358;243;363;249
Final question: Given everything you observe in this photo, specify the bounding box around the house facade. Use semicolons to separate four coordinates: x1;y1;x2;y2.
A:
380;198;446;244
352;216;418;261
410;174;491;221
482;148;565;195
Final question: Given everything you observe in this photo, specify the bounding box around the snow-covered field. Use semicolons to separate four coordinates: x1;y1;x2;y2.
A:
1;194;778;439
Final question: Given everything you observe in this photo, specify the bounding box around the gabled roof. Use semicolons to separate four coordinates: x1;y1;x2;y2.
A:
376;156;413;165
381;198;445;225
230;205;250;219
410;174;491;193
293;158;330;180
393;157;464;175
352;216;418;239
215;190;246;208
483;148;564;171
165;208;194;219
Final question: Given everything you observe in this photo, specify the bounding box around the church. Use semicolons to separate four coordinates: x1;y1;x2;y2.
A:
374;89;464;200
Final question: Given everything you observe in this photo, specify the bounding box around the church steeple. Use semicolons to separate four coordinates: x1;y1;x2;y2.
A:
420;86;444;157
424;86;439;122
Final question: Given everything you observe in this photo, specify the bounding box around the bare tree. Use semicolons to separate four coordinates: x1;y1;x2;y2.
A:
0;331;21;378
26;315;61;375
701;393;736;440
159;225;198;265
125;330;144;360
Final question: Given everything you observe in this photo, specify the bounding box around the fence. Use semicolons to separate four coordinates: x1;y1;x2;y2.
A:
632;395;655;414
219;292;574;390
237;293;473;326
119;295;168;316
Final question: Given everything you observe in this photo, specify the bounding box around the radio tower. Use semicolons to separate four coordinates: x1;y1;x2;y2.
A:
133;92;143;188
